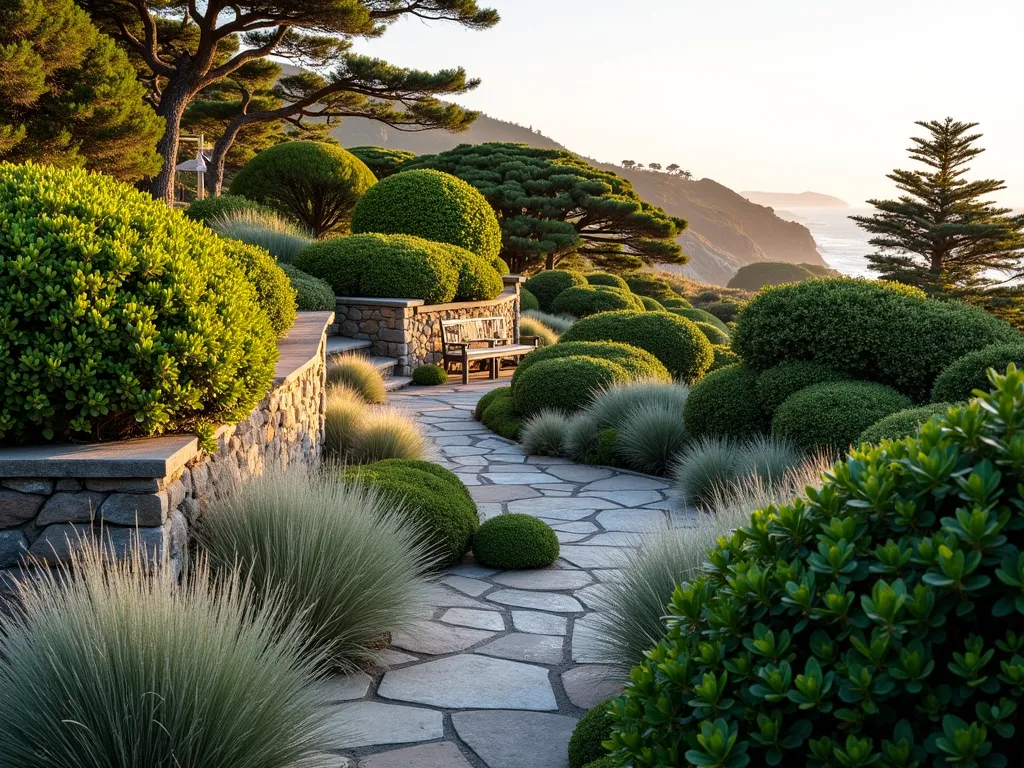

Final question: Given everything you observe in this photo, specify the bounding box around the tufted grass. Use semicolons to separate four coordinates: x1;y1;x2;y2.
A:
615;403;688;475
324;384;367;459
350;408;427;463
521;409;571;456
209;208;314;263
733;434;802;486
671;436;739;508
586;380;690;430
519;317;559;346
563;413;603;463
522;309;576;334
326;356;387;404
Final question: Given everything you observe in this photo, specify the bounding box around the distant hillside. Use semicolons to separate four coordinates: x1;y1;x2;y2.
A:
332;115;825;283
742;191;849;209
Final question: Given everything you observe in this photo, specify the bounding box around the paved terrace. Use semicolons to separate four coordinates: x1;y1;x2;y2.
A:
318;378;695;768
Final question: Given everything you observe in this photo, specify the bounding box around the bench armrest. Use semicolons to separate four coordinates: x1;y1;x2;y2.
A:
519;335;542;347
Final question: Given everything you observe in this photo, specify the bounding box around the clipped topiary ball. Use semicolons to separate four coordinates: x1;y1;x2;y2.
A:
480;388;522;439
692;320;730;346
683;364;768;440
351;169;502;263
755;360;849;415
513;342;670;389
857;401;956;444
475;386;509;420
512;357;631;417
560;310;713;383
278;264;335;311
772;380;912;454
184;194;270;224
671;306;729;334
448;248;504;301
551;286;640;317
473;514;559;569
638;295;666;312
623;273;676;301
219;238;297;337
0;163;278;444
660;297;693;309
524;270;588;312
568;698;616;768
520;287;541;312
413;365;448;386
585;272;630;291
932;343;1024;402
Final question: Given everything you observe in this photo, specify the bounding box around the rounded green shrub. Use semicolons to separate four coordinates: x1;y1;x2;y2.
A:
524;270;588;312
733;277;1020;401
344;459;478;565
293;234;459;304
610;366;1024;768
346;146;417;179
473;514;559;569
709;345;740;372
551;286;638;317
513;342;670;388
726;260;817;290
755;360;849;415
0;163;278;444
520;287;541;312
683;364;769;440
512;357;631;417
672;306;729;334
772;380;912;454
351;169;502;262
229;141;377;236
660;297;693;309
449;248;504;301
693;320;730;346
623;273;675;301
932;343;1024;402
857;401;955;444
412;365;448;386
560;310;714;382
582;757;619;768
184;193;270;224
568;699;615;768
638;296;666;312
703;298;743;323
475;386;509;420
480;387;522;439
585;272;630;291
278;264;335;311
220;239;297;337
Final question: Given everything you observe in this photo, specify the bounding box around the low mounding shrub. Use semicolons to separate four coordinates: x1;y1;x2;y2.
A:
552;285;641;317
294;233;459;304
448;249;505;301
412;365;448;385
857;401;955;444
726;260;817;290
660;297;693;309
346;146;417;179
523;309;576;334
702;298;743;323
560;310;713;382
0;163;278;444
479;387;522;439
683;364;769;440
582;755;620;768
672;306;729;334
771;379;912;454
200;471;434;669
733;277;1020;401
692;320;730;346
184;193;270;224
709;344;740;371
473;514;559;569
344;459;478;565
521;410;571;456
639;296;666;312
475;386;508;420
623;273;676;301
520;317;559;347
610;366;1024;768
615;403;688;474
755;360;849;415
524;270;588;312
513;357;631;417
279;264;336;311
932;343;1024;402
514;341;671;386
209;207;313;263
586;272;630;290
520;287;541;312
351;169;502;263
220;239;297;337
327;357;387;404
569;699;616;768
229;141;377;236
0;543;338;767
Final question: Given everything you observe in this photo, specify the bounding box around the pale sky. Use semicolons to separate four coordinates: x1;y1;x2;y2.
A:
355;0;1024;206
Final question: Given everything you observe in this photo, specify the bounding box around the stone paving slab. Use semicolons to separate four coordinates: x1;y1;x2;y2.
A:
452;710;578;768
358;741;473;768
326;702;443;748
475;632;565;664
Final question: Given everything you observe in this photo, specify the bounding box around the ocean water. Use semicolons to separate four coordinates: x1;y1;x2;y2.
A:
788;208;875;277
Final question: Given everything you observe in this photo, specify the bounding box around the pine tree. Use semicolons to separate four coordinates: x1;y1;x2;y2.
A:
0;0;162;181
852;118;1024;312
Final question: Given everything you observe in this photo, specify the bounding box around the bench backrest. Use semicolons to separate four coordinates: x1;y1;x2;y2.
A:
441;316;509;345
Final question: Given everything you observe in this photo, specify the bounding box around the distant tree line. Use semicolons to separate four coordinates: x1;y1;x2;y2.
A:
621;160;692;179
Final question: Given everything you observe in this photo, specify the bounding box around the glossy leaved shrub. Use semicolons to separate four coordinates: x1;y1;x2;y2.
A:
611;365;1024;768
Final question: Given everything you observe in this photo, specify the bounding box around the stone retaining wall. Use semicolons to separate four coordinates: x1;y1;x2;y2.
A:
0;312;332;590
332;277;524;375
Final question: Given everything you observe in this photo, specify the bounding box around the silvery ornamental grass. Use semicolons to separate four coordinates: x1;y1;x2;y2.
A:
522;309;576;334
563;412;603;462
671;435;739;507
198;470;436;670
0;537;342;768
209;207;313;263
585;379;690;430
521;409;571;456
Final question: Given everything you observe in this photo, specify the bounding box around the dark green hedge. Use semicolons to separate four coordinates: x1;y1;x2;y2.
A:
512;357;630;417
473;514;559;569
754;360;849;415
523;270;588;312
726;260;817;290
560;310;713;382
857;401;955;444
220;239;296;337
351;169;502;263
683;364;768;440
585;272;629;291
278;264;335;311
513;341;670;386
771;380;912;454
184;194;270;224
732;278;1020;401
551;286;638;317
931;343;1024;402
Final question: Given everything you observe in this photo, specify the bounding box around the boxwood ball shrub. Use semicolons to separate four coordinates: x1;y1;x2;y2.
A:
413;365;448;386
609;366;1024;768
639;295;666;312
480;387;522;439
219;238;297;337
857;401;955;444
521;287;540;312
0;163;278;444
672;306;730;334
229;141;377;236
475;386;509;420
524;269;588;312
344;459;478;565
184;193;270;224
513;341;671;386
755;360;850;415
568;699;616;768
351;169;502;263
293;233;459;304
693;320;730;346
623;272;676;301
709;344;740;372
449;248;504;301
733;277;1020;401
772;380;912;454
472;514;559;569
585;272;630;291
560;310;714;382
551;285;639;317
660;296;693;309
932;343;1024;402
278;264;335;311
512;357;631;418
683;364;769;440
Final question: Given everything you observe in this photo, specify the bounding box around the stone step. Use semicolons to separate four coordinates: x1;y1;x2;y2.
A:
385;376;413;393
325;336;372;360
369;355;399;377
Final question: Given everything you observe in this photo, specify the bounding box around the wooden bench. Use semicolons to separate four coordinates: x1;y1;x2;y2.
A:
441;317;538;384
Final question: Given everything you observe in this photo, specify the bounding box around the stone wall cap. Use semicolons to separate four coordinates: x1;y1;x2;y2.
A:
275;311;334;386
502;274;526;284
413;288;517;315
335;296;425;308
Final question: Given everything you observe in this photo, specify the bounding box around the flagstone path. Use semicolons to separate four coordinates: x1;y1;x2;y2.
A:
319;378;695;768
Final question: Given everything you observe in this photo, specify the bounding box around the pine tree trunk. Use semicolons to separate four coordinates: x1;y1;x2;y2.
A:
209;117;248;196
149;83;191;205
